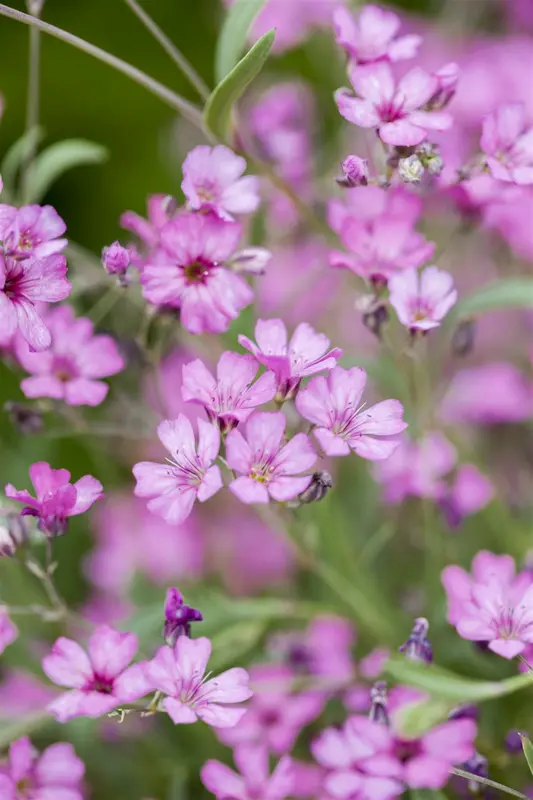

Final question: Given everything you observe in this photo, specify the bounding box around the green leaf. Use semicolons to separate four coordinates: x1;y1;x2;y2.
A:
0;712;51;749
0;126;44;201
25;139;108;203
204;29;275;141
395;697;456;738
520;734;533;776
409;791;448;800
215;0;268;82
451;278;533;320
209;619;267;670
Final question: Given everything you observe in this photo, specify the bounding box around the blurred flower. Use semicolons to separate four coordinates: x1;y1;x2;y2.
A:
163;587;203;646
333;4;421;64
399;617;433;663
0;204;67;260
226;411;316;504
0;670;56;717
42;625;152;722
144;635;252;727
15;305;125;406
296;366;407;460
0;736;85;800
481;103;533;184
201;743;293;800
239;318;342;401
4;401;44;435
133;416;222;524
440;465;494;529
182;351;276;432
181;145;260;219
5;461;103;537
374;432;457;503
440;362;533;425
102;241;130;276
271;616;355;683
121;194;175;264
0;607;17;655
336;62;453;146
429;62;460;109
337;155;369;187
388;265;457;331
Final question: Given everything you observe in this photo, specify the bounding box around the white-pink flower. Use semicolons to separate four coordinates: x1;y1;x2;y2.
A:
182;145;260;219
333;4;421;64
481;103;533;185
201;744;294;800
133;416;223;524
388;266;457;331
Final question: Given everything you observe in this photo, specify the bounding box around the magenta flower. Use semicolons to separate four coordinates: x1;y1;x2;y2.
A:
0;736;85;800
442;551;533;658
121;193;175;253
0;254;71;351
42;625;152;722
225;411;316;504
338;155;369;187
141;212;254;334
481;103;533;185
388;266;458;331
163;587;203;646
440;465;494;529
0;204;67;259
182;351;277;432
15;305;125;406
102;241;130;276
145;635;252;727
133;415;223;524
333;4;421;64
5;462;103;537
182;145;260;219
201;744;294;800
296;366;407;460
336;61;453;146
439;363;533;425
0;607;17;655
239;318;342;400
272;616;355;684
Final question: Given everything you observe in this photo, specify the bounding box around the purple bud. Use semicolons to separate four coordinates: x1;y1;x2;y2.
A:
449;704;479;722
399;617;433;663
230;247;272;275
505;730;526;754
102;241;130;276
337;155;369;188
4;402;44;435
163;587;203;646
369;681;389;726
298;471;333;504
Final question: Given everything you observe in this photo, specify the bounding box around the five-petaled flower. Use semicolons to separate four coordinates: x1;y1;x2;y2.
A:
388;266;457;331
201;744;294;800
333;4;421;65
481;102;533;185
0;736;85;800
0;204;67;260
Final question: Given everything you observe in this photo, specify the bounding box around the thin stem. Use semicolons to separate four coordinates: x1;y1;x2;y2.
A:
0;3;205;129
450;768;529;799
22;3;41;203
124;0;209;101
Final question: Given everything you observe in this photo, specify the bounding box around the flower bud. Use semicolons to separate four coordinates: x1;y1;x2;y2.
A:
363;304;389;340
102;242;130;276
369;681;389;726
4;402;44;435
449;704;479;721
298;471;333;504
417;142;444;176
505;730;526;754
398;154;424;184
452;319;476;357
429;62;459;110
0;513;28;557
163;587;203;646
457;751;488;794
336;155;369;188
230;247;272;275
399;617;433;663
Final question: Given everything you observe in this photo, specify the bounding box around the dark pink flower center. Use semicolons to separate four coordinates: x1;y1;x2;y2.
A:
394;737;422;763
87;674;115;694
3;262;25;299
52;355;78;382
183;256;213;285
376;95;405;123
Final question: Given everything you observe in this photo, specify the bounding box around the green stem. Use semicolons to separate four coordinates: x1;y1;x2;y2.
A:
22;3;41;203
450;768;529;799
124;0;209;101
0;3;204;129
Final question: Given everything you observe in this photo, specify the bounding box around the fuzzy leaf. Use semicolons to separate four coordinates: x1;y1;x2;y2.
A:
0;126;44;202
25;139;108;203
451;278;533;320
521;734;533;776
215;0;269;82
395;697;456;739
204;29;275;141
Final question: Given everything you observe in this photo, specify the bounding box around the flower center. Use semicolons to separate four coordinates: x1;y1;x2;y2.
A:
394;737;422;763
52;355;77;383
88;675;114;694
16;777;32;796
250;464;274;484
183;257;212;284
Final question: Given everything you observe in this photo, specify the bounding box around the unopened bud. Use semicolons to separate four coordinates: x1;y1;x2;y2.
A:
337;155;369;188
0;513;28;557
4;402;43;435
102;242;130;276
398;154;424;184
363;304;388;340
417;142;444;176
505;729;525;754
230;247;272;275
458;751;488;794
449;704;479;721
428;62;459;110
452;319;476;357
399;617;433;663
163;587;203;646
369;681;389;726
298;471;333;504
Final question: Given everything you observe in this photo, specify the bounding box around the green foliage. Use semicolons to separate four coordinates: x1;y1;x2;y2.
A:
0;126;44;202
214;0;268;82
451;278;533;320
25;139;108;203
520;734;533;776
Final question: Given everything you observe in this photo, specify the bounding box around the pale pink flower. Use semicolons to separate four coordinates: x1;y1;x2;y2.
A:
440;465;494;528
388;266;457;331
201;744;294;800
182;351;277;432
0;607;17;655
239;319;342;400
225;411;316;504
5;461;103;537
0;253;71;351
141;212;254;334
0;204;67;260
42;625;152;722
328;185;423;238
481;103;533;184
133;416;223;524
15;305;125;406
439;363;533;425
336;61;453;146
0;736;85;800
144;635;252;727
296;366;407;460
333;4;421;64
182;145;260;219
442;551;533;658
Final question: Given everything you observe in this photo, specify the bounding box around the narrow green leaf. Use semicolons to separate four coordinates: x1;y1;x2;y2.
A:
0;126;44;201
395;697;456;738
520;734;533;776
204;29;275;141
209;619;266;670
409;791;448;800
215;0;268;82
451;278;533;320
25;139;108;203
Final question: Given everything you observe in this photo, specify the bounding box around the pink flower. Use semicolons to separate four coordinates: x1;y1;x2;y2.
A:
5;462;103;537
296;366;407;460
225;411;316;504
440;465;494;528
388;266;457;331
442;551;533;658
0;254;71;351
239;319;342;400
333;4;421;64
141;212;254;334
201;744;294;800
182;351;277;432
182;145;260;219
481;103;533;185
439;363;533;425
133;416;223;524
0;736;85;800
0;607;17;655
15;305;125;406
336;61;453;146
338;155;369;187
270;617;355;684
102;241;130;276
42;625;152;722
144;635;252;727
0;204;67;259
121;194;175;254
